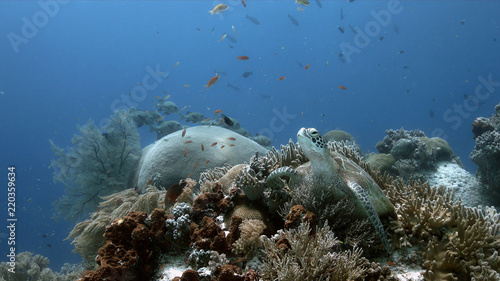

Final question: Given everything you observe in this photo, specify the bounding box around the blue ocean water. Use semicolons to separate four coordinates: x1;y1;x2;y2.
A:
0;0;499;271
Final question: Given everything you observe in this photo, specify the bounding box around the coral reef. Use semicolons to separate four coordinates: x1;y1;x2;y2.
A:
0;252;85;281
65;126;500;281
374;128;457;180
471;103;500;194
50;110;141;221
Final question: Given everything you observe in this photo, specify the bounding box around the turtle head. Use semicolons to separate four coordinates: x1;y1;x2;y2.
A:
297;128;330;159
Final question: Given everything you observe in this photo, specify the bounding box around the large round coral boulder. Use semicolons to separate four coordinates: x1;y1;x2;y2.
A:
134;126;268;189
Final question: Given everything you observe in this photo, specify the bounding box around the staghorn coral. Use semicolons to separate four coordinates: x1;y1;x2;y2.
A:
50;110;141;222
382;174;500;279
260;221;394;281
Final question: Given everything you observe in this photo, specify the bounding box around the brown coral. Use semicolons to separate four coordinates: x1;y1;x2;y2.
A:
192;183;226;220
79;211;167;281
284;205;315;232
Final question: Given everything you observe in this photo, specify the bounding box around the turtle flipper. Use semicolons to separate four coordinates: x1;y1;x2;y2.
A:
347;181;391;253
266;167;299;189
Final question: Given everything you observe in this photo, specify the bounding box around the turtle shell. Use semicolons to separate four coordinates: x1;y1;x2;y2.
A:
288;151;395;218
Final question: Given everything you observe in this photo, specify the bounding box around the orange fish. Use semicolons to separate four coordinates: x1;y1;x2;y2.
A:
338;85;347;90
182;128;187;137
241;0;246;7
194;162;199;165
386;261;397;266
201;143;204;151
304;64;310;70
204;118;211;121
146;178;153;186
187;173;193;178
228;137;236;140
220;145;225;148
211;142;217;147
205;160;210;165
184;148;188;157
165;180;188;209
205;75;220;90
217;119;224;125
236;56;249;60
184;140;192;144
157;116;164;121
229;144;235;147
193;165;198;169
183;84;191;87
153;96;161;99
277;76;286;81
214;109;222;114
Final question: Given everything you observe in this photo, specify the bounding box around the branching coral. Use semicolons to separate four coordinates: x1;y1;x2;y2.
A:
260;222;393;281
50;110;141;222
382;175;500;279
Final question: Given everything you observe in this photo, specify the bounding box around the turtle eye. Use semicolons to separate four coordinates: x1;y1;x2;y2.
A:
309;128;319;137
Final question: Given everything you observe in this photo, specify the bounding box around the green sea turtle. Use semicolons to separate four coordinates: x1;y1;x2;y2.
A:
266;128;395;253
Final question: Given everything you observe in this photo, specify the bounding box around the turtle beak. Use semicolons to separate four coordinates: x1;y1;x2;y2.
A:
297;128;307;139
